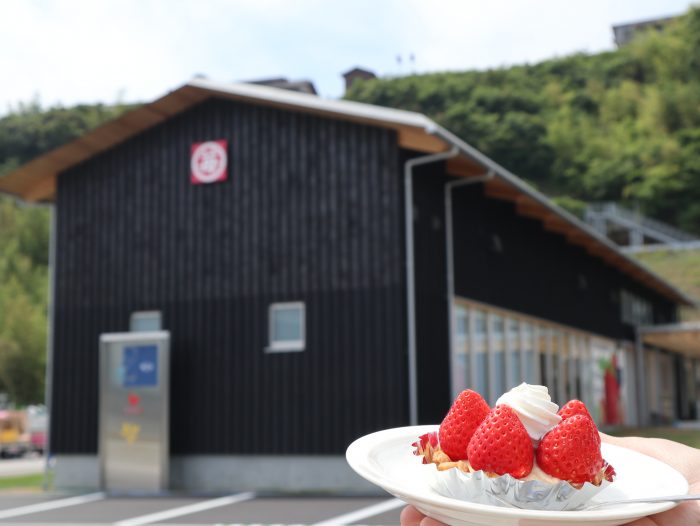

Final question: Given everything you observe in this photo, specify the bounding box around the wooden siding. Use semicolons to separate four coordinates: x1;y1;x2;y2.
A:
51;98;408;455
451;184;677;336
411;170;677;424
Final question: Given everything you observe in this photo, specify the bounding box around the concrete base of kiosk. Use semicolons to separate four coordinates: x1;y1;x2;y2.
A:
52;454;380;494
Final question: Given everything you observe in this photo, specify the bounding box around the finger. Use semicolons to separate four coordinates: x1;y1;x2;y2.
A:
400;505;425;526
600;433;700;481
622;518;656;526
420;515;448;526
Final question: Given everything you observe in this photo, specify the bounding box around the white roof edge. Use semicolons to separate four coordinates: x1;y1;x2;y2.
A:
186;78;434;131
185;78;695;306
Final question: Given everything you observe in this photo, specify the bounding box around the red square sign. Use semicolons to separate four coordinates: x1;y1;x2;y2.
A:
191;140;228;184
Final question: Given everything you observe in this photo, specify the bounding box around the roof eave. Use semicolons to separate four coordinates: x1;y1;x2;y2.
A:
431;124;697;307
0;78;694;307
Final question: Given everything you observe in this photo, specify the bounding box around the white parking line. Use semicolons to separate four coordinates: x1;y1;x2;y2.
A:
113;491;256;526
0;492;105;519
312;498;404;526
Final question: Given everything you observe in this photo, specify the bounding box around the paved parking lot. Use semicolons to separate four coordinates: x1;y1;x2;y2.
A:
0;493;404;525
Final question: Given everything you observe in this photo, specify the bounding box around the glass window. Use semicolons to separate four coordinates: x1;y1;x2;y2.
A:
268;302;305;352
574;337;586;400
621;289;653;325
456;307;469;344
474;309;488;397
539;327;552;392
491;314;506;400
567;335;577;401
521;322;537;384
452;306;470;397
548;330;559;400
551;330;564;405
507;318;520;387
130;311;162;332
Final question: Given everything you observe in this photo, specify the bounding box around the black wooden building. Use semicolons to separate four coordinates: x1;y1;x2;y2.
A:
1;79;696;492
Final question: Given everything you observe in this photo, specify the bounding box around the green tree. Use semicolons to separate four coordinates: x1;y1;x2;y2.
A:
0;97;127;405
346;6;700;234
0;201;48;404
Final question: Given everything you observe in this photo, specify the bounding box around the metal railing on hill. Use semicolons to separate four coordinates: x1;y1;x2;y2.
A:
584;202;699;249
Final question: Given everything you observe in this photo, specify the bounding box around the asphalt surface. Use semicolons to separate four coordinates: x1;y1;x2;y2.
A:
0;493;405;525
0;458;403;525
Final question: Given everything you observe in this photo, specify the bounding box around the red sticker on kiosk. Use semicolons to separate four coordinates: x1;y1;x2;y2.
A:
191;140;228;184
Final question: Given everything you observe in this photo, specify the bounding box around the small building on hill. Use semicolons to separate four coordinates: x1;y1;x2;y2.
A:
0;79;697;492
612;15;679;47
342;67;377;91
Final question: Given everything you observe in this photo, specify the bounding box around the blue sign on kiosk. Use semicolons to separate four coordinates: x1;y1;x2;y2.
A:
123;345;158;387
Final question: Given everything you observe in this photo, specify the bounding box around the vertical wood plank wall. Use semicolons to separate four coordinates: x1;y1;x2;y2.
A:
52;98;408;455
410;171;678;423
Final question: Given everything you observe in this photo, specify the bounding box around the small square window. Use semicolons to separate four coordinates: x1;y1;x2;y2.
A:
267;302;305;352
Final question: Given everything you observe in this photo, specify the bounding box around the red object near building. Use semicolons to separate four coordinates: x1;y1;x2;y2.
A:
604;355;621;425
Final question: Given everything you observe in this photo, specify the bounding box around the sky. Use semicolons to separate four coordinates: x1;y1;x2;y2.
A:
0;0;694;114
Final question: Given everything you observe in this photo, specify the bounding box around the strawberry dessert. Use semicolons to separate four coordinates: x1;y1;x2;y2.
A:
413;384;615;509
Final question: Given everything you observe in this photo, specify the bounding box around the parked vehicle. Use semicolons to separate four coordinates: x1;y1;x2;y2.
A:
27;405;47;455
0;410;29;458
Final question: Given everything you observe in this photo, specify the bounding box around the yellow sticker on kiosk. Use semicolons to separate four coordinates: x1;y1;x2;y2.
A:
120;422;141;444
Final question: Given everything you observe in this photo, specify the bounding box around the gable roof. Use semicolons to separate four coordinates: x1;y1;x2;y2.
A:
0;78;694;306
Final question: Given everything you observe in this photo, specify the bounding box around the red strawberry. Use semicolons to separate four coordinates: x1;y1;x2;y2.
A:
467;405;533;479
558;399;592;421
438;389;490;461
558;400;601;445
536;414;604;484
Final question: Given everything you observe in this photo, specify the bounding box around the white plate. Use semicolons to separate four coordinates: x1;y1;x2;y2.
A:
346;425;689;526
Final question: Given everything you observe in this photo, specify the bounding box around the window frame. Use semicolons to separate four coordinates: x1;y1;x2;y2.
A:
266;302;306;353
130;310;163;332
620;289;653;326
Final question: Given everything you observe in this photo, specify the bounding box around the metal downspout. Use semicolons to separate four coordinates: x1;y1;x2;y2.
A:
43;205;57;488
404;147;458;425
444;171;494;397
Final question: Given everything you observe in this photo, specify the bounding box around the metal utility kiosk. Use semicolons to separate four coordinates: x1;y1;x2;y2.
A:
99;332;170;492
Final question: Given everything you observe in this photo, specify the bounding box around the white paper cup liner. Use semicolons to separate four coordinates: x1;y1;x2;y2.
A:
423;463;611;511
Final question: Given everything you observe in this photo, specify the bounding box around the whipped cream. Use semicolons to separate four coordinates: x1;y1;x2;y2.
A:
496;383;561;441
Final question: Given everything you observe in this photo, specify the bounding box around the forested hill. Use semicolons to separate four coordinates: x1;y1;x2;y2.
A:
345;7;700;236
0;101;131;177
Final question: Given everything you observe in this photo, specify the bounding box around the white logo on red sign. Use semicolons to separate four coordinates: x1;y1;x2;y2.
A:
191;140;228;184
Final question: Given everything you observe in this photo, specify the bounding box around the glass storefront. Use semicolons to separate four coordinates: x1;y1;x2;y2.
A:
507;318;520;390
451;298;631;425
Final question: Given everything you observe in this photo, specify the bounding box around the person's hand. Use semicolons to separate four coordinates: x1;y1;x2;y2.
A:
601;434;700;525
400;434;700;526
400;504;444;526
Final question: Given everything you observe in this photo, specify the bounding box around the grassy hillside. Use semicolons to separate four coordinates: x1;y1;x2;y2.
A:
633;248;700;320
